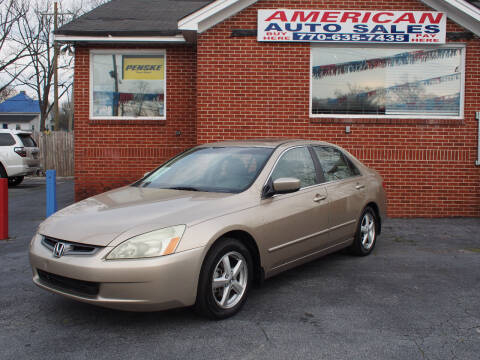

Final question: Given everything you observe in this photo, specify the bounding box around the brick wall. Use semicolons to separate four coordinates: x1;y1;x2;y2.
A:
73;45;197;200
73;0;480;217
196;0;480;217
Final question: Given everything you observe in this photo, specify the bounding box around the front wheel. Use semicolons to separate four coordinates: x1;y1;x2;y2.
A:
350;207;378;256
195;238;253;319
8;176;24;187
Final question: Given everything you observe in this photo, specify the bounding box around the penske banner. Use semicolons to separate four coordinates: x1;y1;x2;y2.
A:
257;9;446;43
122;55;165;80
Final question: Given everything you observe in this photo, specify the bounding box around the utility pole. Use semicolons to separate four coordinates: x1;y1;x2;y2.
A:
53;2;59;131
41;3;73;131
111;55;119;116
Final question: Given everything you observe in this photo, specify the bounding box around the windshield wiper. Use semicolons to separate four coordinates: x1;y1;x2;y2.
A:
165;186;200;192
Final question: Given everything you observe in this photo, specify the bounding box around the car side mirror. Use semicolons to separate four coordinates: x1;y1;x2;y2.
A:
143;171;151;178
273;177;301;194
262;177;301;198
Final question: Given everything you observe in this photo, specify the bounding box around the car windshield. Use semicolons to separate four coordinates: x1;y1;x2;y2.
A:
136;146;274;193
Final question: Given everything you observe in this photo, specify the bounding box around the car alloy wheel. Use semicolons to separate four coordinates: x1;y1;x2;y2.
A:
196;238;252;319
350;207;377;256
212;251;248;309
360;212;375;250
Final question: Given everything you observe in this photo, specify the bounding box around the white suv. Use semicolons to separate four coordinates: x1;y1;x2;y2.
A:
0;129;41;186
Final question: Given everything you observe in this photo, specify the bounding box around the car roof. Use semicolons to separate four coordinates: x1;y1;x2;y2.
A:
198;139;334;148
0;129;32;135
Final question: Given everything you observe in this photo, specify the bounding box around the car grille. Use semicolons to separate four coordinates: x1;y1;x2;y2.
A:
37;269;100;297
41;236;101;256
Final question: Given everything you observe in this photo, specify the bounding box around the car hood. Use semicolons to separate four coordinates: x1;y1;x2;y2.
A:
38;186;248;246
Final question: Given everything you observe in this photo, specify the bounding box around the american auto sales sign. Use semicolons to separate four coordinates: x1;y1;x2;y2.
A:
257;10;446;43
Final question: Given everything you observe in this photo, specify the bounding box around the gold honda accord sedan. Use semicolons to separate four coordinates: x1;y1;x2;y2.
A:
29;139;386;319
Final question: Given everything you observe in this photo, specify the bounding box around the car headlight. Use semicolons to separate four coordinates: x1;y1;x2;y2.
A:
30;232;42;250
106;225;186;260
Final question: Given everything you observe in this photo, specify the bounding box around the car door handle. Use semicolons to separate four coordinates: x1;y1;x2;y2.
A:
313;194;327;202
355;184;365;190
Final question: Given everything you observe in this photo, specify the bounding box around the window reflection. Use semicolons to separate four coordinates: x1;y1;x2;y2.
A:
311;46;463;117
92;53;165;118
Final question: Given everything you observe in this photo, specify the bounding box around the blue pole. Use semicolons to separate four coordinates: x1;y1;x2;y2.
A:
46;170;57;217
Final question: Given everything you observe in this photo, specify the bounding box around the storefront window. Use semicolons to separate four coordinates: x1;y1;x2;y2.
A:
311;45;464;118
91;50;166;119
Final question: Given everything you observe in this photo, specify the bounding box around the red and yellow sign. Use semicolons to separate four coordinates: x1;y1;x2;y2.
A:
122;56;165;80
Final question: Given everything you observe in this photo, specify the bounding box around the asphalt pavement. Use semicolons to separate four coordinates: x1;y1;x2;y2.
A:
0;177;479;360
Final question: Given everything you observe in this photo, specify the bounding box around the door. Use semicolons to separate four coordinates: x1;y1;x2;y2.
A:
312;146;366;245
259;146;330;270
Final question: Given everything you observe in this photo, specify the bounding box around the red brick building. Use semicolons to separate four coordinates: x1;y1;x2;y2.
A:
55;0;480;217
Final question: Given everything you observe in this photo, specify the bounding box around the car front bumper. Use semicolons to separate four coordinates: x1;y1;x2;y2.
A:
29;235;205;311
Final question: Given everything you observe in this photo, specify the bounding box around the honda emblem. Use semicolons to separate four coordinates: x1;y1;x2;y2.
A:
53;242;65;258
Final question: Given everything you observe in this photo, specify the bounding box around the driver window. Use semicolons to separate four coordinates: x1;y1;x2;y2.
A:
271;147;317;188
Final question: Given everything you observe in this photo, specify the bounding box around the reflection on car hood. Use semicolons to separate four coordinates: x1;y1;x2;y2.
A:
38;186;245;246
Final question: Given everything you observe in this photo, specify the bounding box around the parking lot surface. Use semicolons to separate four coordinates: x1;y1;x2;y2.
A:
0;177;479;360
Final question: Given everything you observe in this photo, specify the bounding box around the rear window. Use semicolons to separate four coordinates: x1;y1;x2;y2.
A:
0;133;15;146
313;146;356;182
18;134;37;147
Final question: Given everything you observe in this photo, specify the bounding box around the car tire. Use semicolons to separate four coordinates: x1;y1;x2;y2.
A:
8;176;24;187
195;238;253;319
0;164;6;178
350;207;378;256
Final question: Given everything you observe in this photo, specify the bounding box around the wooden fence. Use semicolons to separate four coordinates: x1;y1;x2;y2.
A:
32;131;74;177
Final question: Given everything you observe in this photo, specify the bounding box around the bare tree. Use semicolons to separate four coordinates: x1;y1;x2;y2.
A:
2;0;108;129
0;0;31;93
8;0;106;130
0;85;15;101
8;2;77;131
312;83;383;115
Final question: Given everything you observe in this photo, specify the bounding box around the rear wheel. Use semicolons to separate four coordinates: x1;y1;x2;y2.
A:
0;164;6;178
8;176;23;187
195;238;253;319
350;207;377;256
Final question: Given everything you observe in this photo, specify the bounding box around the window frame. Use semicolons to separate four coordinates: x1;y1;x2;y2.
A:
343;154;361;176
0;133;16;146
311;145;362;184
265;146;322;195
309;43;466;120
89;49;167;121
